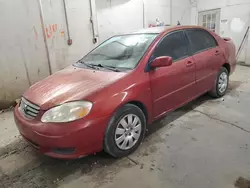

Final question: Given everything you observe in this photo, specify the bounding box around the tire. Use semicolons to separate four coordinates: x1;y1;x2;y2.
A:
104;104;146;158
209;67;229;98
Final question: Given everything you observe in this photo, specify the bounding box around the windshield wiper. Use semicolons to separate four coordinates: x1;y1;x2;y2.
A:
91;64;121;72
77;60;97;70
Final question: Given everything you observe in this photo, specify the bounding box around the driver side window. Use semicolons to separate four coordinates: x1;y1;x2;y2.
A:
152;31;189;62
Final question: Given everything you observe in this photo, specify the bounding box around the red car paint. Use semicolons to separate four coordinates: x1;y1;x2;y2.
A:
14;26;236;159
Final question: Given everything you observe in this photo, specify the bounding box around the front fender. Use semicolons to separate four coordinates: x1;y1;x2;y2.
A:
90;81;154;124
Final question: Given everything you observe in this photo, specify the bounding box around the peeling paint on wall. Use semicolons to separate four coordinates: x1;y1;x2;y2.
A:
45;24;58;39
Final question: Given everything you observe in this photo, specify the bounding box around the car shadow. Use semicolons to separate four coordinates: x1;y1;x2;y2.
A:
146;94;211;137
146;80;243;137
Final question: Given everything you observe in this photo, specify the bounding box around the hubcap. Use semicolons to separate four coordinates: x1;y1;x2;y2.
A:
115;114;142;150
218;72;228;93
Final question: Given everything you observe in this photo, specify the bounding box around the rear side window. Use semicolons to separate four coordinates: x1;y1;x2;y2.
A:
152;31;189;61
185;29;217;54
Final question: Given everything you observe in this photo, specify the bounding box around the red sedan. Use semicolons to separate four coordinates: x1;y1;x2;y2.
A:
14;26;236;159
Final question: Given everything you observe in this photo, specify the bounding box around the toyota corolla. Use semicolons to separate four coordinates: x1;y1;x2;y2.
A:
14;26;236;159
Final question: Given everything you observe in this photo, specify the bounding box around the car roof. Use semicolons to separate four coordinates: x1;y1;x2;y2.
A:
131;25;206;35
132;26;174;34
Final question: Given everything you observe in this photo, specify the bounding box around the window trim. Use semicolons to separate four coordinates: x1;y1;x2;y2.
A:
184;28;218;55
145;30;191;72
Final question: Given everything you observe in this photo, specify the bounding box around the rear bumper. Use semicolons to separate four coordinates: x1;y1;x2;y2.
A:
14;106;110;159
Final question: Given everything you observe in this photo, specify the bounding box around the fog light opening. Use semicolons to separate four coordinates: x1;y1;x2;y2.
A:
52;148;75;155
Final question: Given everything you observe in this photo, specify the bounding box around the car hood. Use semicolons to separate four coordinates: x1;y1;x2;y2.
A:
23;66;127;110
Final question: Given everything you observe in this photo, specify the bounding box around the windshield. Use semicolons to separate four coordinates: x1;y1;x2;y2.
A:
80;34;158;70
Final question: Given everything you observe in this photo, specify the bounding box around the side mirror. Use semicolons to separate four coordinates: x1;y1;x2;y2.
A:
150;56;173;69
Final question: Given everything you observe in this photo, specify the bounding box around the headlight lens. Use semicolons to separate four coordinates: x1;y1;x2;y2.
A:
41;101;93;123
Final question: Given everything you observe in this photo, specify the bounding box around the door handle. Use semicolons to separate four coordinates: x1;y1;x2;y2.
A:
186;61;194;67
215;50;221;55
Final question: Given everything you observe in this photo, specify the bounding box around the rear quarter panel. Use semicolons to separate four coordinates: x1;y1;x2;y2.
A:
212;33;236;74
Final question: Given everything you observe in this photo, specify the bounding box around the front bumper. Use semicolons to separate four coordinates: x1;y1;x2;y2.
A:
14;106;110;159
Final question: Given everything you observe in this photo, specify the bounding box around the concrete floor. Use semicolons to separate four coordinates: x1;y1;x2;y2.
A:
0;65;250;188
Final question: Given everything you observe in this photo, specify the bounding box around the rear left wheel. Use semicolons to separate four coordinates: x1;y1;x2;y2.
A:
104;104;146;158
209;67;229;98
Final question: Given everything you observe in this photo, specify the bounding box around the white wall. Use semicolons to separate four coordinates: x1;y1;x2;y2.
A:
220;3;250;62
0;0;50;107
65;0;97;65
96;0;172;42
197;0;250;10
172;0;192;25
42;0;96;72
145;0;171;26
41;0;69;72
0;0;96;108
96;0;144;42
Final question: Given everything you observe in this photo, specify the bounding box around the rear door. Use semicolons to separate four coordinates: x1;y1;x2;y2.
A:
185;29;224;94
149;30;196;119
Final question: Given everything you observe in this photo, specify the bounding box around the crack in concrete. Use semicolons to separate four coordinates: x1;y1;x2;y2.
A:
193;109;250;134
126;156;138;165
0;145;30;160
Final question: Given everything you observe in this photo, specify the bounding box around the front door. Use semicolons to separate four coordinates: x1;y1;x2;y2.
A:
149;31;196;119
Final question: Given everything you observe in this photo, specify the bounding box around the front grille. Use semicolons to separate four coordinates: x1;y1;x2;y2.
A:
19;97;40;119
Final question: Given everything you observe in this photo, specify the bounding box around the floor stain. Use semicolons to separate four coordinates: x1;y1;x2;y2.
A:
235;177;250;188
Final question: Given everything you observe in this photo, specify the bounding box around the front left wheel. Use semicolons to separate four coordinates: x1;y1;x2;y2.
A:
103;104;146;158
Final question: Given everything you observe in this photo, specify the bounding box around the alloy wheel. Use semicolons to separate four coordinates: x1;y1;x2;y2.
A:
218;72;228;93
115;114;142;150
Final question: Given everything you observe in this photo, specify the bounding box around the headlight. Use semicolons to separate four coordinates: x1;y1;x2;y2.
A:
41;101;93;123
